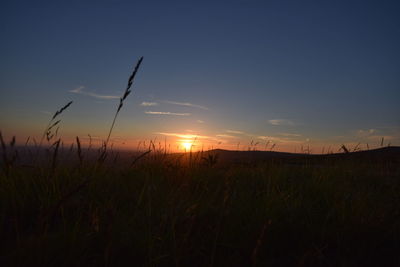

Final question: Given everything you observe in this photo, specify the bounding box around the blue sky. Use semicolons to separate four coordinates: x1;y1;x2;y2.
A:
1;0;399;152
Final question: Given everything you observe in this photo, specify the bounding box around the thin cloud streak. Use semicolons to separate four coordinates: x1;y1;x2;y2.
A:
356;129;376;137
216;134;236;138
155;132;210;139
164;100;208;110
226;130;244;134
145;111;191;116
155;132;228;144
141;101;158;106
279;133;301;137
69;86;120;99
268;119;295;126
257;135;302;144
353;128;400;143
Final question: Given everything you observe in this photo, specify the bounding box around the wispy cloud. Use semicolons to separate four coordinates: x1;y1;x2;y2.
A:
356;129;376;137
156;132;210;139
257;135;302;144
279;133;301;137
141;101;158;106
164;100;208;110
69;86;119;99
258;136;276;141
197;120;204;123
354;128;399;143
226;130;244;134
155;132;230;144
268;119;295;126
69;86;85;93
216;134;236;138
145;111;191;116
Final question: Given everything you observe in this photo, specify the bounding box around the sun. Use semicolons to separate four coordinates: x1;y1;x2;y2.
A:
182;142;193;151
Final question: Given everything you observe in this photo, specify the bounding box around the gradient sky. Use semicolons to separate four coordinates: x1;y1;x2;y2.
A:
1;0;399;152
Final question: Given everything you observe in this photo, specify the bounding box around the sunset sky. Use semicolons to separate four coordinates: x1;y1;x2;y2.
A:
1;0;399;152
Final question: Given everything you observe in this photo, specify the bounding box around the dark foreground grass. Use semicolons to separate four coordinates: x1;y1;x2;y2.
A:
1;148;400;266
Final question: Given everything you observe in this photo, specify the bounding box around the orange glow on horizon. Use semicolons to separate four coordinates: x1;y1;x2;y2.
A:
4;128;384;155
177;139;196;152
181;141;193;151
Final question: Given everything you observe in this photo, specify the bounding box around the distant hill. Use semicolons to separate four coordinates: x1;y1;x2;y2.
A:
11;145;400;167
198;146;400;164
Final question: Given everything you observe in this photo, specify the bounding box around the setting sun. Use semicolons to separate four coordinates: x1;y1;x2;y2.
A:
181;141;193;151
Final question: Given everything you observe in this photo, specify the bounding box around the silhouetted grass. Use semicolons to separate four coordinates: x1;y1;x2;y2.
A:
105;57;143;148
40;101;73;145
0;143;399;266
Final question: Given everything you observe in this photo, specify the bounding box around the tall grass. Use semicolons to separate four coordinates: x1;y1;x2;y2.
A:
0;139;399;266
40;101;73;146
105;57;143;148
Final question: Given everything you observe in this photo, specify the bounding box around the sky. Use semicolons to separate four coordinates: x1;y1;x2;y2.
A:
1;0;399;152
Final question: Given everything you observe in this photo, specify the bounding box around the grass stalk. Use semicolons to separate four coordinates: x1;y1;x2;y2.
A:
105;57;143;148
39;101;73;147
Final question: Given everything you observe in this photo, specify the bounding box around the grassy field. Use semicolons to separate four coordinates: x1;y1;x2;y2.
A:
1;142;399;266
1;60;399;266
